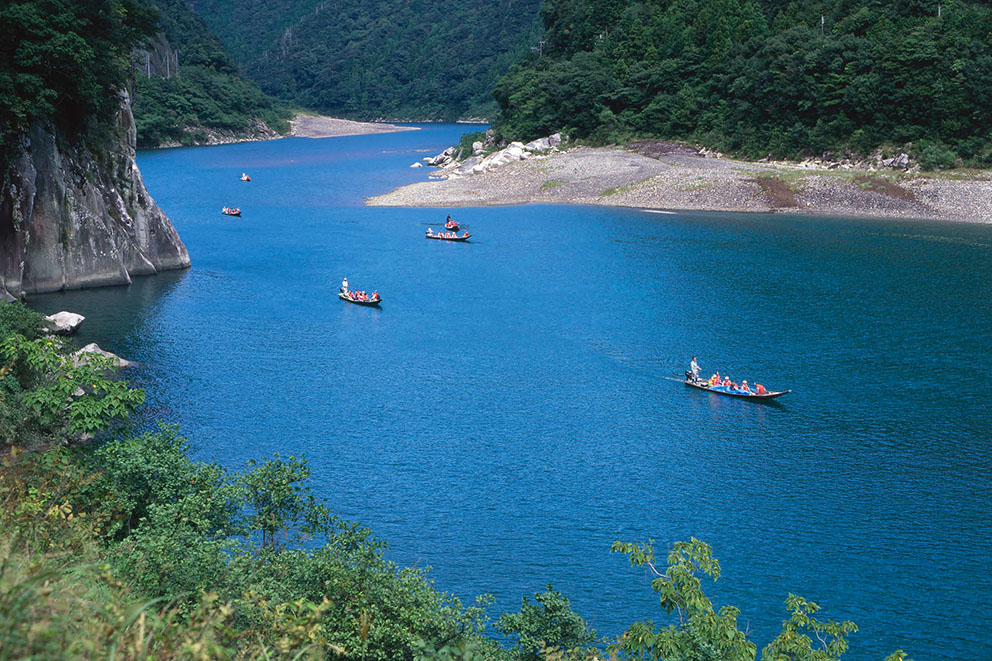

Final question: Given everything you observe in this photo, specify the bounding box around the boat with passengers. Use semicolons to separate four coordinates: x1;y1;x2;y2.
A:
426;228;470;241
339;290;381;307
684;372;790;400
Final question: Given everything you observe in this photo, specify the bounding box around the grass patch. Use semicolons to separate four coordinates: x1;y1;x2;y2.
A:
600;176;654;197
540;179;568;189
750;169;816;190
601;184;631;197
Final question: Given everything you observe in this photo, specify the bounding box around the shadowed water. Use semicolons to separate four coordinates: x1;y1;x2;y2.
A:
31;125;992;660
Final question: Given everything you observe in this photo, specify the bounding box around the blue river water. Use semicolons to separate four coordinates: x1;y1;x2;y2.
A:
31;125;992;659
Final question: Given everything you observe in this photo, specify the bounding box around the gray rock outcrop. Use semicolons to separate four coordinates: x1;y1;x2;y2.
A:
71;342;132;369
0;89;190;298
45;311;85;335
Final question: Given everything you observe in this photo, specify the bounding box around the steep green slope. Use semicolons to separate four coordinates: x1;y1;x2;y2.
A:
189;0;543;120
132;0;292;147
492;0;992;167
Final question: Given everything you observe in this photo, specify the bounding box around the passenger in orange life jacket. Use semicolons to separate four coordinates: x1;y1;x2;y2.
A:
755;383;766;394
740;380;751;392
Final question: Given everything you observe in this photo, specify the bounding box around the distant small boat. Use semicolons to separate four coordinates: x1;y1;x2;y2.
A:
221;207;241;216
240;173;251;182
444;220;460;231
426;230;470;242
683;373;790;400
338;292;381;307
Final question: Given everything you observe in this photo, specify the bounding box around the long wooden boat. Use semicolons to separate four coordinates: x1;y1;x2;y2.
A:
338;292;381;307
426;232;470;242
684;375;790;400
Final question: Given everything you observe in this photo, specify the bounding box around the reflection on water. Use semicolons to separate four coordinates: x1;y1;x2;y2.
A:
30;268;188;356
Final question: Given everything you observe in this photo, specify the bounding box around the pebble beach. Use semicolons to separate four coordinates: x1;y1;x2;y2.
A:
367;143;992;223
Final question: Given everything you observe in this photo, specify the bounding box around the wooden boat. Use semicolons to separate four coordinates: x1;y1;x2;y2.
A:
338;292;381;307
426;231;470;242
240;174;251;182
221;207;241;217
683;373;790;400
444;221;460;231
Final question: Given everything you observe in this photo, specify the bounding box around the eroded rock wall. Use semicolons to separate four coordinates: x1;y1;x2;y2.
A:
0;90;189;299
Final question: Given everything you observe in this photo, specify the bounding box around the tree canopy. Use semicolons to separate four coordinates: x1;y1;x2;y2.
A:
0;0;156;156
492;0;992;167
188;0;544;120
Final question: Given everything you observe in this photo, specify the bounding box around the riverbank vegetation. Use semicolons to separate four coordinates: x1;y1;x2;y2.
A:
491;0;992;168
0;301;914;659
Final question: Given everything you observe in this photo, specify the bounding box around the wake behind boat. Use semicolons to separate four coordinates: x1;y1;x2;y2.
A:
683;372;790;400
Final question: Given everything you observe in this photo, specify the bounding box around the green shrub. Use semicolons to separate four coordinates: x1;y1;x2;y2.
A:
915;141;958;171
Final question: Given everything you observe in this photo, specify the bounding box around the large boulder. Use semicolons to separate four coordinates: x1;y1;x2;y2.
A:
45;311;85;335
524;137;551;152
427;146;457;167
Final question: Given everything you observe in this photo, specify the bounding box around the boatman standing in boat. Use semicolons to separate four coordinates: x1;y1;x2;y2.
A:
340;277;349;294
690;356;701;381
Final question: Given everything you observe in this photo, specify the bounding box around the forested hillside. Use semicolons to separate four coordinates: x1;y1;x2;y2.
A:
492;0;992;167
132;0;292;147
188;0;543;120
0;0;155;158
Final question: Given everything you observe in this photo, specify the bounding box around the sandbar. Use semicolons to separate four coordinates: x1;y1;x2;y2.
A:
291;114;418;138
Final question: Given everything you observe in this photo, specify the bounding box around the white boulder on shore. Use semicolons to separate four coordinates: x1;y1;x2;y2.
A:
45;311;85;335
424;133;564;177
71;343;133;369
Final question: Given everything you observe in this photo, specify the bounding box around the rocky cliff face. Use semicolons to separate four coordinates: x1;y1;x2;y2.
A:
0;89;190;299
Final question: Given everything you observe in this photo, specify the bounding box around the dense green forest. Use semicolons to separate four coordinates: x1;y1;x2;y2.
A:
132;0;292;148
491;0;992;167
0;0;290;152
188;0;544;120
0;301;912;659
0;0;156;158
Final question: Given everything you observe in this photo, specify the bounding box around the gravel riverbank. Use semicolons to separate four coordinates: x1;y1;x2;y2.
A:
367;144;992;223
290;114;417;138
